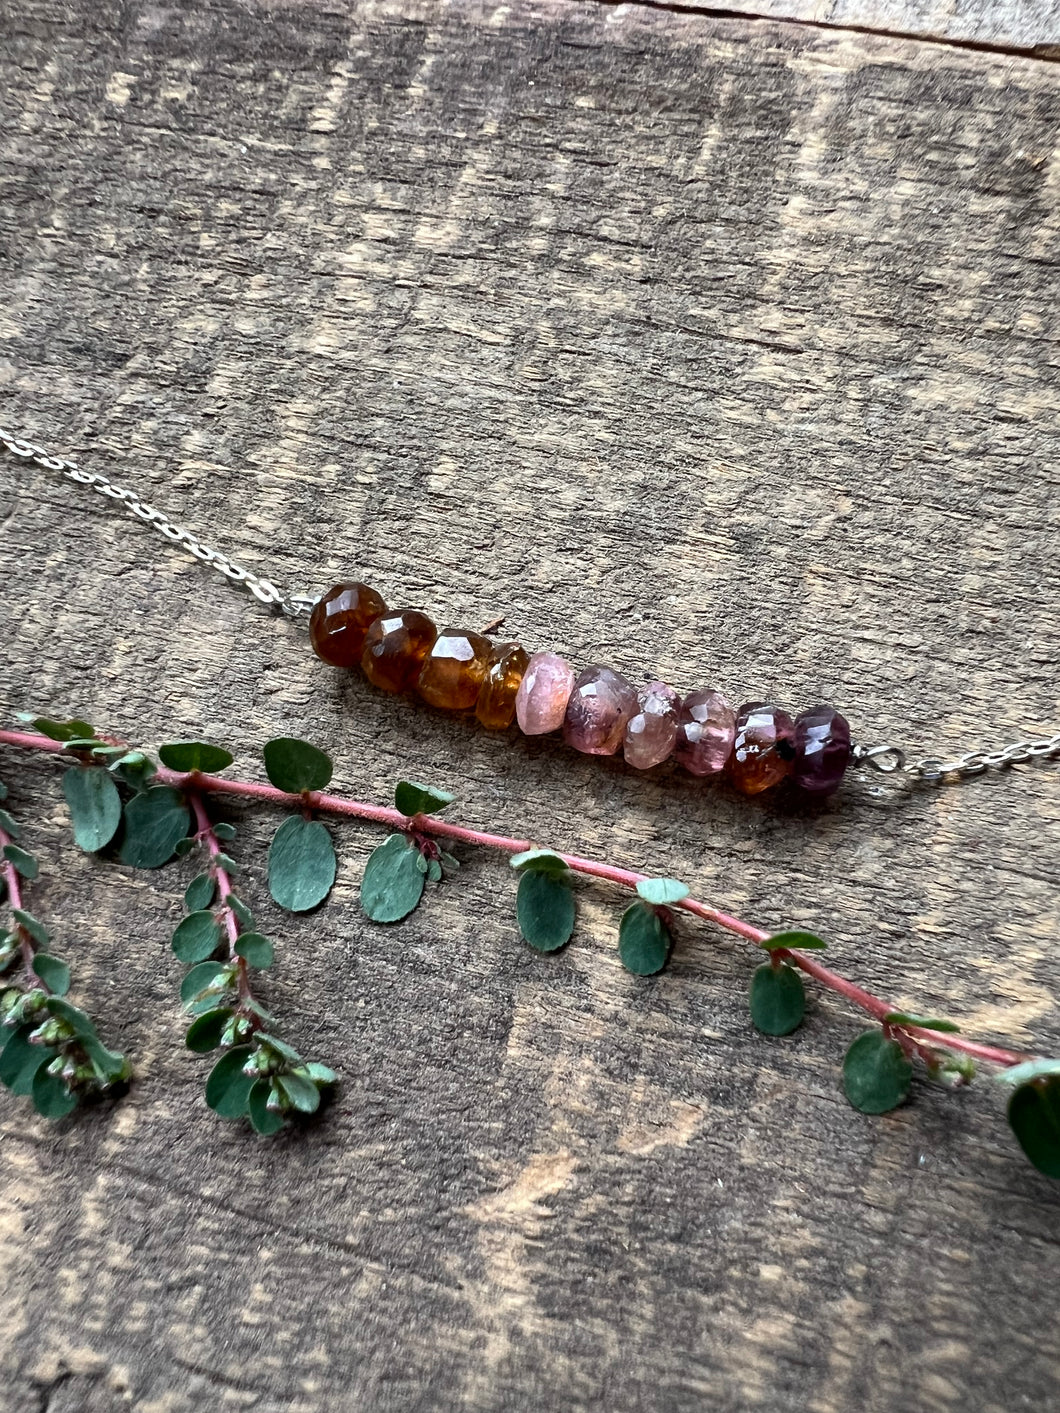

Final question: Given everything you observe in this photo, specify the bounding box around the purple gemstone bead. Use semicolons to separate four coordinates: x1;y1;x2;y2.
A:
563;665;638;756
673;689;736;777
624;681;680;770
793;704;852;796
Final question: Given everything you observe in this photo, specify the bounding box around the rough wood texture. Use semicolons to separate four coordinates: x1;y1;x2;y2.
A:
676;1;1060;52
1;1;1059;1409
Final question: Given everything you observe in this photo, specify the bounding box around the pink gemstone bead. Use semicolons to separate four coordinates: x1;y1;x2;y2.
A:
674;689;736;777
624;681;680;770
563;665;638;756
515;652;576;735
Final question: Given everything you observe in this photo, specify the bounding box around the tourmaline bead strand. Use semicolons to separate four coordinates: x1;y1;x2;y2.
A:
309;581;853;797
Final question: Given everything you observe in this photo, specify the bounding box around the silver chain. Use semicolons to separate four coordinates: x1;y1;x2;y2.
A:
3;425;1058;787
0;425;317;619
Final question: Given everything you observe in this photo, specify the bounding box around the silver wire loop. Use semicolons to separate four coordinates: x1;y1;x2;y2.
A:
853;734;1060;785
1;424;318;621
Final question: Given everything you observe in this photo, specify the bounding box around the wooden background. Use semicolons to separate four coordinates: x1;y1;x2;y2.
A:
2;1;1059;1408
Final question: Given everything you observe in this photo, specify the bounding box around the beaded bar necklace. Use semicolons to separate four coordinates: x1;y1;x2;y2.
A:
5;425;1059;795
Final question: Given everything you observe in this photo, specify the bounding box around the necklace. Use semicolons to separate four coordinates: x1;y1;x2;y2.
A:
5;423;1059;795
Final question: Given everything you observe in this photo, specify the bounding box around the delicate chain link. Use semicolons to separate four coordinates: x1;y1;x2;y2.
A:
852;734;1060;784
0;425;317;619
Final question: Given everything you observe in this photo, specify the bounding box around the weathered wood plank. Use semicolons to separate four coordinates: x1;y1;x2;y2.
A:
1;1;1059;1410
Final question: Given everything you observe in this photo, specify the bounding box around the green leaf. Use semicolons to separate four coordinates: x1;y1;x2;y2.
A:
26;716;95;742
394;780;455;817
235;932;274;969
62;765;122;852
12;908;49;946
62;738;110;753
2;844;38;880
618;901;672;976
749;961;805;1036
258;1032;302;1064
360;833;425;923
516;869;575;953
842;1031;913;1114
33;955;71;997
883;1011;960;1034
306;1062;338;1086
268;816;336;913
157;741;234;773
185;1008;233;1053
262;738;333;794
215;852;238;875
31;1066;78;1119
277;1069;321;1114
174;837;196;858
249;1078;285;1135
214;822;236;841
0;1024;50;1094
228;896;254;929
760;930;828;952
509;848;568;875
119;786;190;868
180;961;230;1009
0;778;6;801
79;1032;127;1084
1008;1074;1060;1179
42;996;99;1041
109;751;157;791
205;1046;257;1118
171;911;222;964
997;1058;1060;1087
635;877;689;906
427;858;442;884
0;808;19;839
184;873;216;912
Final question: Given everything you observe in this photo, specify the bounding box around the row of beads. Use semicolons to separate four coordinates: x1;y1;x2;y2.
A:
309;583;852;797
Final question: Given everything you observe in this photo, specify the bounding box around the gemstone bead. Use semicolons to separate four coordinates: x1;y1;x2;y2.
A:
309;582;388;668
476;641;529;730
624;681;680;770
793;704;852;796
416;628;493;711
361;610;437;694
673;689;736;777
563;665;638;756
727;702;796;795
515;653;576;735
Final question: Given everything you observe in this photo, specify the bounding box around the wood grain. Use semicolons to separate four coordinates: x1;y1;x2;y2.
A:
1;1;1059;1409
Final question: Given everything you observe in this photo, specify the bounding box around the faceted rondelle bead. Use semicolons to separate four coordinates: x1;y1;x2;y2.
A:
476;641;530;730
360;610;437;694
416;628;494;711
793;704;852;796
673;689;736;777
309;582;388;668
563;665;638;756
515;652;576;735
727;702;797;795
623;681;680;770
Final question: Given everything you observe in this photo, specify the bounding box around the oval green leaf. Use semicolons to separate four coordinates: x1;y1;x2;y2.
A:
998;1057;1060;1088
360;833;425;923
157;741;234;773
119;786;191;869
26;716;96;742
268;816;337;913
635;877;689;906
205;1045;257;1117
394;780;455;817
749;961;805;1036
184;873;216;913
180;960;230;1009
263;738;333;794
277;1069;321;1114
31;1066;78;1119
618;901;672;976
171;911;222;964
12;908;49;946
0;1024;51;1094
185;1007;233;1053
33;954;71;997
62;765;123;853
3;844;38;881
1008;1074;1060;1179
516;868;575;952
842;1031;913;1114
249;1078;285;1135
235;932;274;969
43;996;98;1041
761;930;828;952
509;848;568;875
883;1011;960;1034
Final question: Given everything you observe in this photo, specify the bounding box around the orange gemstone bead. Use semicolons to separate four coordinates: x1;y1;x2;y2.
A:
475;642;529;729
727;702;796;795
309;582;388;668
361;610;437;694
417;628;493;711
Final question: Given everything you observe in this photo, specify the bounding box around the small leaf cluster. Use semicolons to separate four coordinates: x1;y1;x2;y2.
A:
361;782;458;923
263;739;337;913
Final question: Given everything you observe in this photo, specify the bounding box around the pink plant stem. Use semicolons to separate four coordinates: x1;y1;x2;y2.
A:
187;790;248;1001
0;728;1034;1069
0;824;40;983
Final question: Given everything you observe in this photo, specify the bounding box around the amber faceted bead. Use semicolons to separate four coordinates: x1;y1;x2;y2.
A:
727;702;796;795
361;610;437;694
417;628;494;711
309;582;388;668
476;642;529;730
